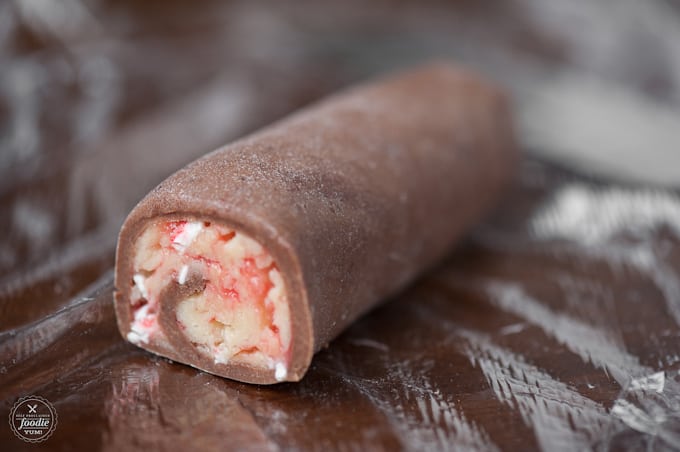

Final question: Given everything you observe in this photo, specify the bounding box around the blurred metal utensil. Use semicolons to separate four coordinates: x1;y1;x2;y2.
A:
518;71;680;188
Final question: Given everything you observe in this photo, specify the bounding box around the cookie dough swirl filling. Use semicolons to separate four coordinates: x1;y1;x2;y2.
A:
128;219;291;381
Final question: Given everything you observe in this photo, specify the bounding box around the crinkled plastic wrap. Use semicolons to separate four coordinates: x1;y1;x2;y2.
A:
2;1;680;450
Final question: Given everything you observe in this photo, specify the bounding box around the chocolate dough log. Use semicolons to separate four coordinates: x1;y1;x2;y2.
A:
113;62;518;384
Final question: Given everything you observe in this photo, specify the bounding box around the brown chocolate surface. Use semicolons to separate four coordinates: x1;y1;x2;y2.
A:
3;1;680;450
113;63;518;383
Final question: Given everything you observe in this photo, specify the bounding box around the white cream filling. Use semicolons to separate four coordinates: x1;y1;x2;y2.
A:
128;219;292;377
178;265;189;285
132;274;149;300
127;303;153;344
171;221;203;252
274;362;288;382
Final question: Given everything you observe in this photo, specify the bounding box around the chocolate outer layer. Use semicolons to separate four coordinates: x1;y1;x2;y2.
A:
113;62;519;384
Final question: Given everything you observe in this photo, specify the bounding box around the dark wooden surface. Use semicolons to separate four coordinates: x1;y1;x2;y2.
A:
2;1;680;450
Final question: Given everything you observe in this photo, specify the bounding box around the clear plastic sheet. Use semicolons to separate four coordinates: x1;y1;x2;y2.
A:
2;1;680;450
